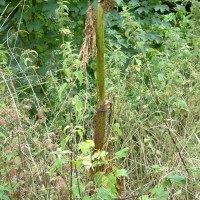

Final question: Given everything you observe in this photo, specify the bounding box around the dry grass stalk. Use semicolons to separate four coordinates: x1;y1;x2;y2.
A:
79;1;97;71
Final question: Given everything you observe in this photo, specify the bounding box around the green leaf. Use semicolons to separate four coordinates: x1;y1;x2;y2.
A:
113;123;122;136
154;5;169;13
168;175;186;186
0;185;11;192
64;68;71;78
106;174;117;195
58;83;67;101
78;140;94;154
139;195;149;200
72;159;83;169
82;160;92;170
74;96;83;112
115;147;129;158
174;189;182;196
72;178;85;198
158;73;164;81
92;151;108;160
135;7;149;14
115;0;124;6
0;0;6;6
49;158;64;176
177;99;188;111
166;86;172;96
96;187;116;200
27;19;43;32
75;71;83;86
162;179;172;188
0;193;10;200
0;133;6;139
128;0;140;8
82;196;92;200
55;158;64;174
42;0;58;18
151;186;168;200
115;169;129;178
60;135;71;150
49;162;57;176
94;172;104;186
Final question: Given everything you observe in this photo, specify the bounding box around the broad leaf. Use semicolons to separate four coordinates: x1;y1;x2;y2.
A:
168;175;186;186
154;5;169;13
58;83;67;101
115;147;129;158
115;169;129;178
75;71;83;86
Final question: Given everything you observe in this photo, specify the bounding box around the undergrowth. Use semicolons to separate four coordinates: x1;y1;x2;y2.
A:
0;0;200;200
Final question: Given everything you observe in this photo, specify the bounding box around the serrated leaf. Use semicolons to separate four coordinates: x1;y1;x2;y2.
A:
105;174;117;195
128;0;140;8
58;83;67;101
72;159;83;169
116;0;123;6
115;147;129;158
113;123;122;136
168;175;186;186
94;172;104;186
115;169;129;178
60;135;71;150
64;68;71;77
151;186;168;200
78;140;94;154
135;7;149;14
96;187;117;200
42;0;58;18
55;158;64;174
92;151;108;160
49;158;64;176
82;160;92;170
74;97;83;112
49;162;57;176
75;71;83;86
154;5;169;13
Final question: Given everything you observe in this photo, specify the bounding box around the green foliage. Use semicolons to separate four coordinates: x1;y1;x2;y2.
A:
0;0;200;199
78;140;95;154
0;186;11;200
191;0;200;51
168;174;186;187
115;147;129;158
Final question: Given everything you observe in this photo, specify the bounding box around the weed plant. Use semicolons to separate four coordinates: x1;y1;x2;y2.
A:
0;0;199;199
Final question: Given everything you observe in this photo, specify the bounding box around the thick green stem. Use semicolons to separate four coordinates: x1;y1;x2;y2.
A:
96;3;105;106
94;2;106;150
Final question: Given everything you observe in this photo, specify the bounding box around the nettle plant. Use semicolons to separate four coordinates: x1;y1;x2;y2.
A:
50;0;130;199
49;133;129;199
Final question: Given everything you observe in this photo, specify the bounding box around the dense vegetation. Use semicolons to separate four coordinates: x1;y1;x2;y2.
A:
0;0;199;199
